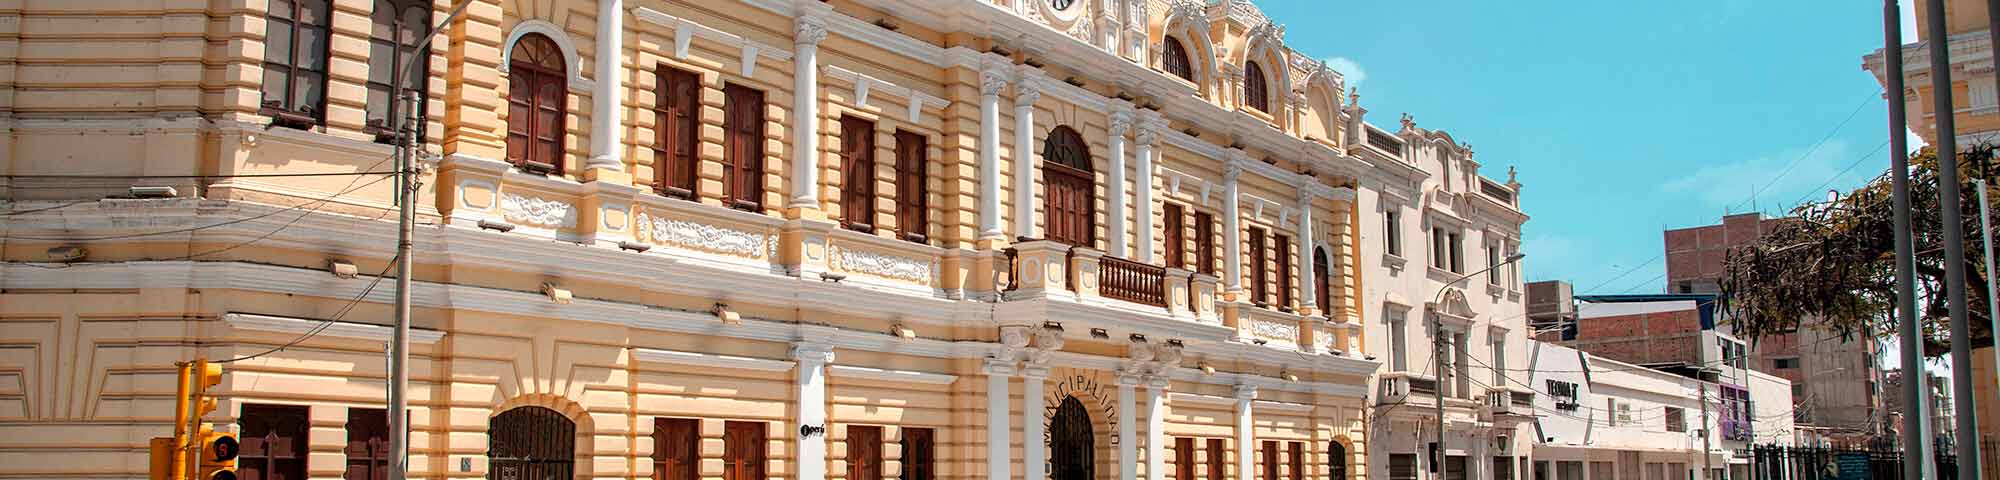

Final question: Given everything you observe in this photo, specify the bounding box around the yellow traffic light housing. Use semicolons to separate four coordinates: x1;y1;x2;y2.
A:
196;427;239;480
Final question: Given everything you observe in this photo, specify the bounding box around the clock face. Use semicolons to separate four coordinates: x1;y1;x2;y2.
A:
1050;0;1075;10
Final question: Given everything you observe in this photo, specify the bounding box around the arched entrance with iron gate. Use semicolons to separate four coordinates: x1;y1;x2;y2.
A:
1050;396;1096;480
488;406;575;480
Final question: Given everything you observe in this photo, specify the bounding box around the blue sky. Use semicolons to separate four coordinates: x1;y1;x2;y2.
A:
1258;0;1911;295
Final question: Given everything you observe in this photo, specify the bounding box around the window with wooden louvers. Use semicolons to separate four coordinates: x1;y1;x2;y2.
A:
1245;61;1269;113
239;404;310;480
1163;203;1186;269
1249;227;1269;306
847;426;883;480
653;66;701;199
1042;126;1095;247
722;85;766;211
1174;437;1196;480
895;131;929;243
653;418;698;480
1207;439;1227;480
344;408;388;480
840;116;877;231
1313;247;1331;316
1262;441;1279;480
1163;37;1194;82
723;421;766;480
901;428;935;480
505;34;567;174
1194;212;1217;274
1276;234;1293;309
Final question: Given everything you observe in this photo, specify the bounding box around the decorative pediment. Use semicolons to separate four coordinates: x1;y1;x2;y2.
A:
1432;288;1477;321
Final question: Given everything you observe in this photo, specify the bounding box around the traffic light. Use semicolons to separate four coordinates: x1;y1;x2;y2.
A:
195;427;239;480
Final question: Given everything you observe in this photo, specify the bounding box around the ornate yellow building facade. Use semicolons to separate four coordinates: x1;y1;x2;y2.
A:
0;0;1529;479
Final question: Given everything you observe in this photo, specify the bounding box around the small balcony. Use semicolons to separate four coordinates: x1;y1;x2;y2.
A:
1480;388;1534;421
1005;240;1218;322
1097;254;1168;307
1378;372;1439;406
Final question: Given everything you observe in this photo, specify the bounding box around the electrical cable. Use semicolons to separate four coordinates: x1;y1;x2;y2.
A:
208;253;401;364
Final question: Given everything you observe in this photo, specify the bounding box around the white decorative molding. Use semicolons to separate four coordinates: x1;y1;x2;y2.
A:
631;7;793;72
832;245;935;284
634;347;797;372
1251;317;1298;345
636;213;767;258
828;365;959;385
1252;399;1315;413
822;65;949;123
223;313;446;344
1167;391;1236;408
500;19;594;91
500;194;578;228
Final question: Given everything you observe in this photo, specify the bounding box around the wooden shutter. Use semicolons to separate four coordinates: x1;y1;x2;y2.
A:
653;418;698;480
1262;441;1279;480
901;428;935;480
654;67;701;199
895;131;929;243
344;408;388;480
1194;212;1216;275
1163;204;1186;269
1042;127;1095;247
846;426;882;480
240;404;310;480
1206;439;1227;480
1249;227;1268;306
1275;235;1293;309
1313;248;1330;316
1245;62;1269;113
504;35;567;174
840;116;877;231
1174;438;1196;480
1163;37;1193;82
723;421;766;480
1287;442;1302;480
722;84;765;211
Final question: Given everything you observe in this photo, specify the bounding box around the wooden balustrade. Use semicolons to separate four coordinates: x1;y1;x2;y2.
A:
1098;255;1168;307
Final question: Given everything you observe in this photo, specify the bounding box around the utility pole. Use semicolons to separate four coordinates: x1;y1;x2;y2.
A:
1922;1;1982;477
388;90;417;480
1699;382;1712;480
1429;253;1523;480
1888;2;1937;478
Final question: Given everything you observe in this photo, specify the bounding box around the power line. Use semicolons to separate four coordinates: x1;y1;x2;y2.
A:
1580;252;1665;294
1731;90;1882;213
3;161;396;243
1788;138;1893;211
211;253;402;364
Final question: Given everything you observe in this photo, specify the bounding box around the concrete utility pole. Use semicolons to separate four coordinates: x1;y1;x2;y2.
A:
1430;253;1523;480
1923;1;1983;476
1886;2;1937;477
1699;382;1712;480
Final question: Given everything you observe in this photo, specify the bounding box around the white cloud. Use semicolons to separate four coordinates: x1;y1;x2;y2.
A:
1325;57;1366;88
1660;139;1873;211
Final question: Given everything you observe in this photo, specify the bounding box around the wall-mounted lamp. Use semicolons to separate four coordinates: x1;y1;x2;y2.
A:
478;219;516;232
618;241;652;253
1199;364;1217;376
129;186;178;198
328;259;359;279
1090;328;1110;339
891;323;916;340
873;18;900;31
1282;370;1299;383
819;272;847;283
1128;333;1147;342
1166;339;1184;348
46;246;85;263
713;303;740;325
541;283;573;304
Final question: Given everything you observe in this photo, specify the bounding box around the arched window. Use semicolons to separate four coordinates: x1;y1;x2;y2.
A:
506;33;568;174
489;406;576;480
1328;441;1349;480
1313;246;1331;315
1244;61;1270;113
1042;126;1095;247
1162;37;1194;82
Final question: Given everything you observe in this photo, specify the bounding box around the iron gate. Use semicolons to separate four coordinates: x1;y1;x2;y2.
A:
489;406;575;480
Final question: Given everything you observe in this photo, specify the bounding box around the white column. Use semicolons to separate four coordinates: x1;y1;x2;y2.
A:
1144;376;1169;480
1012;75;1042;238
979;66;1009;240
1118;373;1140;480
788;15;829;210
1222;160;1245;294
1023;366;1050;480
985;359;1016;480
1106;105;1132;256
793;344;835;480
585;0;625;173
1133;111;1161;264
1234;385;1257;480
1296;190;1315;311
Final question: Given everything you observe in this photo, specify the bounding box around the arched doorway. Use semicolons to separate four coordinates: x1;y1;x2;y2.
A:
489;406;575;480
1050;396;1096;480
1042;126;1095;247
1328;440;1349;480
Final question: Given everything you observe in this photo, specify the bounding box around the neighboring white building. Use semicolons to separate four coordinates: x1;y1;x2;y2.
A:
1528;342;1793;480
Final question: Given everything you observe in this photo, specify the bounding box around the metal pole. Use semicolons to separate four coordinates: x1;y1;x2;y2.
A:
388;91;417;480
1700;382;1712;480
1433;304;1446;480
1885;2;1936;478
1923;0;1983;476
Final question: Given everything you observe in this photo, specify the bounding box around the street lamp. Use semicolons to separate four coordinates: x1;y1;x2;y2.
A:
1429;252;1524;479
